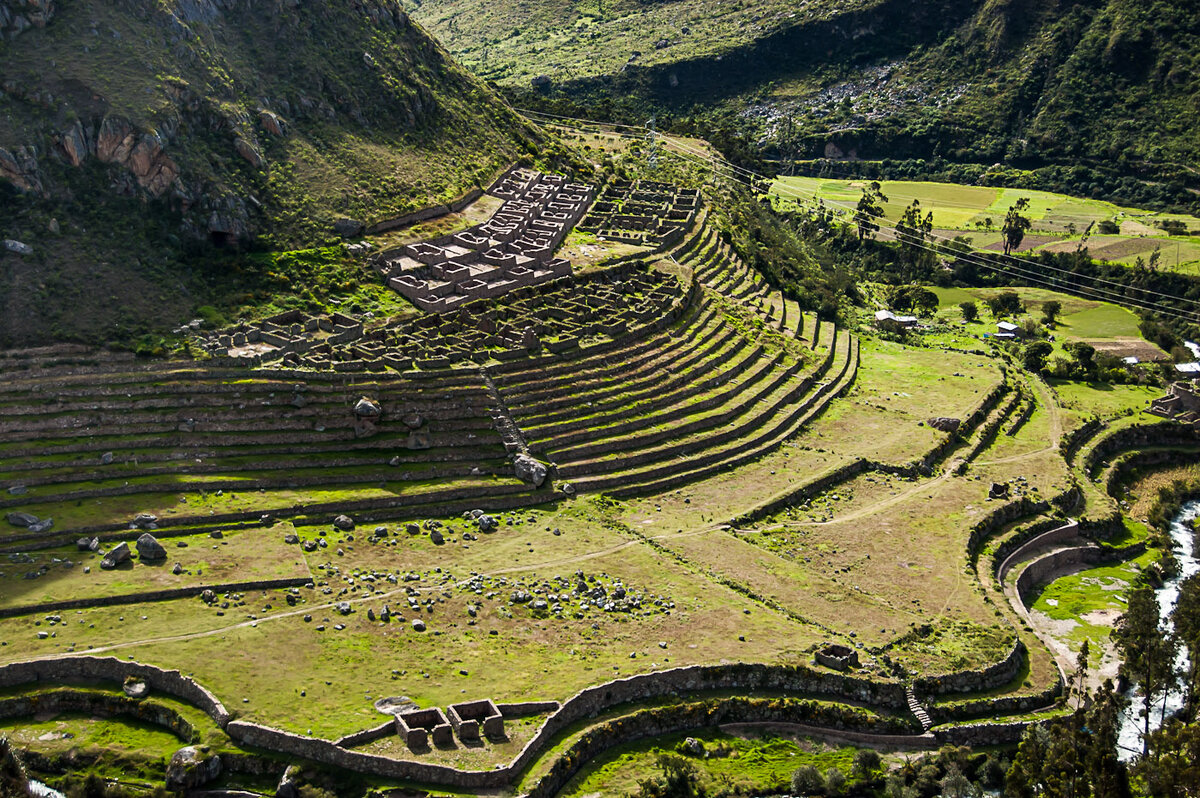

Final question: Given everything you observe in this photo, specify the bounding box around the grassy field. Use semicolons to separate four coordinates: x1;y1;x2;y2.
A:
560;727;868;797
931;284;1169;363
772;177;1200;273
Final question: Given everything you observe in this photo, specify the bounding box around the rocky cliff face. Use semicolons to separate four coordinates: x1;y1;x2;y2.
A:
0;0;539;345
0;0;534;244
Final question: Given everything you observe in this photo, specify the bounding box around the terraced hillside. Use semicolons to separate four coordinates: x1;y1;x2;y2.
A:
0;204;854;556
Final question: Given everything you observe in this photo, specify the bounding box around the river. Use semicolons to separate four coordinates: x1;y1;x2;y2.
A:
1116;499;1200;760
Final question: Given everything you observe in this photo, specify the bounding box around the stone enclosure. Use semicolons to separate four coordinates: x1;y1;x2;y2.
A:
374;169;594;312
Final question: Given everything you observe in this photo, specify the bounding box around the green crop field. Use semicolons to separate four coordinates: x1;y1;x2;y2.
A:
772;177;1200;273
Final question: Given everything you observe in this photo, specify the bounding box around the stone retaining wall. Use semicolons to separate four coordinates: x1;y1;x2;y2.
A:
1015;543;1147;604
913;639;1026;697
0;577;312;619
0;688;194;741
1083;421;1200;477
927;680;1063;724
0;656;231;725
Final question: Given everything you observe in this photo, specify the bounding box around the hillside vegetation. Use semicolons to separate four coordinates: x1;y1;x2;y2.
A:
418;0;1200;203
0;0;540;345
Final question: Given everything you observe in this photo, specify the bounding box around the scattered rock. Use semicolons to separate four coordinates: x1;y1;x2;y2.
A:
284;534;300;545
681;737;705;756
234;137;264;169
6;485;27;495
333;514;355;531
201;589;215;604
402;413;425;429
353;397;381;417
388;456;402;466
406;523;420;535
430;529;444;545
172;563;183;575
513;453;548;487
76;537;98;552
259;110;285;137
100;542;131;570
136;533;167;561
209;530;223;539
100;451;114;465
131;513;158;529
411;618;426;632
926;417;962;433
335;601;353;615
560;482;576;496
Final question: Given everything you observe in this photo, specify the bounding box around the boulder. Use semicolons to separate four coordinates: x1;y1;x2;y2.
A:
513;454;548;487
77;537;97;551
131;512;158;529
402;413;424;429
6;485;27;495
27;518;53;534
100;451;114;464
259;110;285;137
2;239;33;256
335;601;353;615
989;482;1010;500
136;533;167;561
560;482;576;496
430;529;444;545
334;218;365;238
165;746;223;791
284;534;300;544
406;523;420;535
411;618;426;632
234;137;264;169
5;511;38;528
333;514;355;531
100;542;131;569
201;589;216;604
927;417;961;433
354;397;382;417
123;678;149;699
172;563;183;575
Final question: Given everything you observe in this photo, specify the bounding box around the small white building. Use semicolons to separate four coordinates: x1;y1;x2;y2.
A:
874;309;919;328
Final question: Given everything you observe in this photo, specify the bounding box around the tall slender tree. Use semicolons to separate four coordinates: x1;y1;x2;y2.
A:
1002;198;1033;256
855;181;887;241
1113;584;1180;756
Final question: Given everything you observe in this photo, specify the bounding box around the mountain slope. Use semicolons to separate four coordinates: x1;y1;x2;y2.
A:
416;0;1200;190
0;0;540;344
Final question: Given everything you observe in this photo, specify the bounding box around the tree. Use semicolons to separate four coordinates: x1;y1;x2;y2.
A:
960;301;979;323
987;291;1024;318
1113;584;1180;756
1132;719;1200;798
939;762;975;798
1041;300;1063;326
1002;198;1033;256
1171;573;1200;711
896;198;934;279
853;749;882;778
889;285;939;317
792;765;825;795
1065;341;1098;380
855;181;887;241
1022;341;1054;373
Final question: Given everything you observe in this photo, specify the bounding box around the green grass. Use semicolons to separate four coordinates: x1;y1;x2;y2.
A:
772;177;1200;273
560;728;864;797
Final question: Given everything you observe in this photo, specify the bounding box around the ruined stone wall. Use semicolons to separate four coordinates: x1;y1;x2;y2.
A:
0;656;231;725
0;688;194;741
912;640;1026;696
0;577;312;619
927;680;1063;724
933;718;1049;747
1083;421;1200;477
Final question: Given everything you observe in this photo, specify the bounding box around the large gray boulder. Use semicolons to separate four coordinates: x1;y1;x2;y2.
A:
5;511;38;528
513;454;548;487
136;533;167;561
100;542;131;569
927;417;962;433
165;746;222;791
333;514;355;531
27;517;53;534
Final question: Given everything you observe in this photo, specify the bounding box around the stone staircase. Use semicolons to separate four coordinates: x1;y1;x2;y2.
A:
906;686;933;732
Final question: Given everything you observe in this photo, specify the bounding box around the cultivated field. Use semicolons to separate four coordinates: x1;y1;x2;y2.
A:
772;177;1200;273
